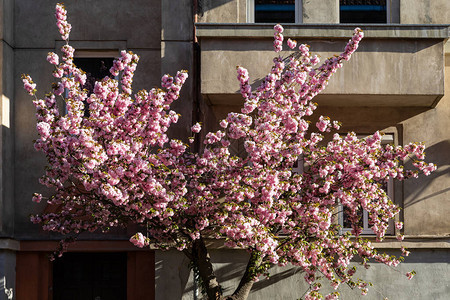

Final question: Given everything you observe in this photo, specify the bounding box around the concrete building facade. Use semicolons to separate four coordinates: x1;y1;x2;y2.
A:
0;0;448;299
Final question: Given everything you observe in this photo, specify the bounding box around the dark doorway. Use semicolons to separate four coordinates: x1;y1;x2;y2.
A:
53;252;127;300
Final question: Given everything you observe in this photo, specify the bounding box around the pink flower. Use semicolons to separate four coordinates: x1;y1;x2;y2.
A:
130;232;147;248
287;38;297;49
274;24;283;33
46;52;59;65
406;271;416;280
53;82;64;95
219;119;228;128
55;3;71;40
32;193;43;203
53;68;63;78
36;122;51;139
316;116;331;132
401;246;410;257
22;74;36;95
191;122;201;133
273;25;284;53
311;55;320;65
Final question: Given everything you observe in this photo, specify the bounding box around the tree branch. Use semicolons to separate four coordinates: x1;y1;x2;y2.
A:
224;250;264;300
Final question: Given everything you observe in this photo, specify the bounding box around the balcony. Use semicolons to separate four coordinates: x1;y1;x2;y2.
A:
196;24;449;107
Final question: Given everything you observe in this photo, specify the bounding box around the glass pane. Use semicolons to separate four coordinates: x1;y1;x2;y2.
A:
255;0;295;23
340;0;387;23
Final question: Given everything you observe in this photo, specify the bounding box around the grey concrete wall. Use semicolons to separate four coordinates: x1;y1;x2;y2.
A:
199;37;444;106
0;42;14;237
0;0;14;237
13;0;194;238
303;0;339;24
14;0;161;49
156;248;450;300
14;48;55;238
161;0;195;142
0;250;15;300
198;0;246;23
0;0;14;43
401;0;450;24
400;59;450;236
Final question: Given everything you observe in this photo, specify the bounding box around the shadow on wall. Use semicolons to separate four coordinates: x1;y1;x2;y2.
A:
203;38;439;55
314;106;430;134
252;267;304;292
199;261;305;295
197;0;235;17
403;139;450;209
155;255;192;298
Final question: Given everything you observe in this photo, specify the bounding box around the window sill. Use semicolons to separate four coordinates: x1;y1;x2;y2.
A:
196;23;450;40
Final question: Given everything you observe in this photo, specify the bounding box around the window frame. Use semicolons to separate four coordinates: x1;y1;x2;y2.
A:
247;0;302;23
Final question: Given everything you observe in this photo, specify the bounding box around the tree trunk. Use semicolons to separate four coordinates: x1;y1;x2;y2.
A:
191;238;222;300
189;238;264;300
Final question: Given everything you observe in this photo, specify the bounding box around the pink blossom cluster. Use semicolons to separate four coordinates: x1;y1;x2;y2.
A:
130;232;149;248
55;3;71;40
109;50;140;95
25;7;436;299
191;122;202;133
406;270;416;280
47;52;59;65
21;74;36;95
273;24;284;52
287;38;297;50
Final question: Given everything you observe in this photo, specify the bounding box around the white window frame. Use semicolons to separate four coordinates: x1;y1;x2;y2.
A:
247;0;302;23
338;133;395;235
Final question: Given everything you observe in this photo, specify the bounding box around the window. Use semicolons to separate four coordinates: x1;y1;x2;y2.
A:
338;133;395;235
53;252;127;300
248;0;300;23
340;0;387;23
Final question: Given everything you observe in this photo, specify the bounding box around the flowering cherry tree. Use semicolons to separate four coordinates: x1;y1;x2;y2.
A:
23;4;436;300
